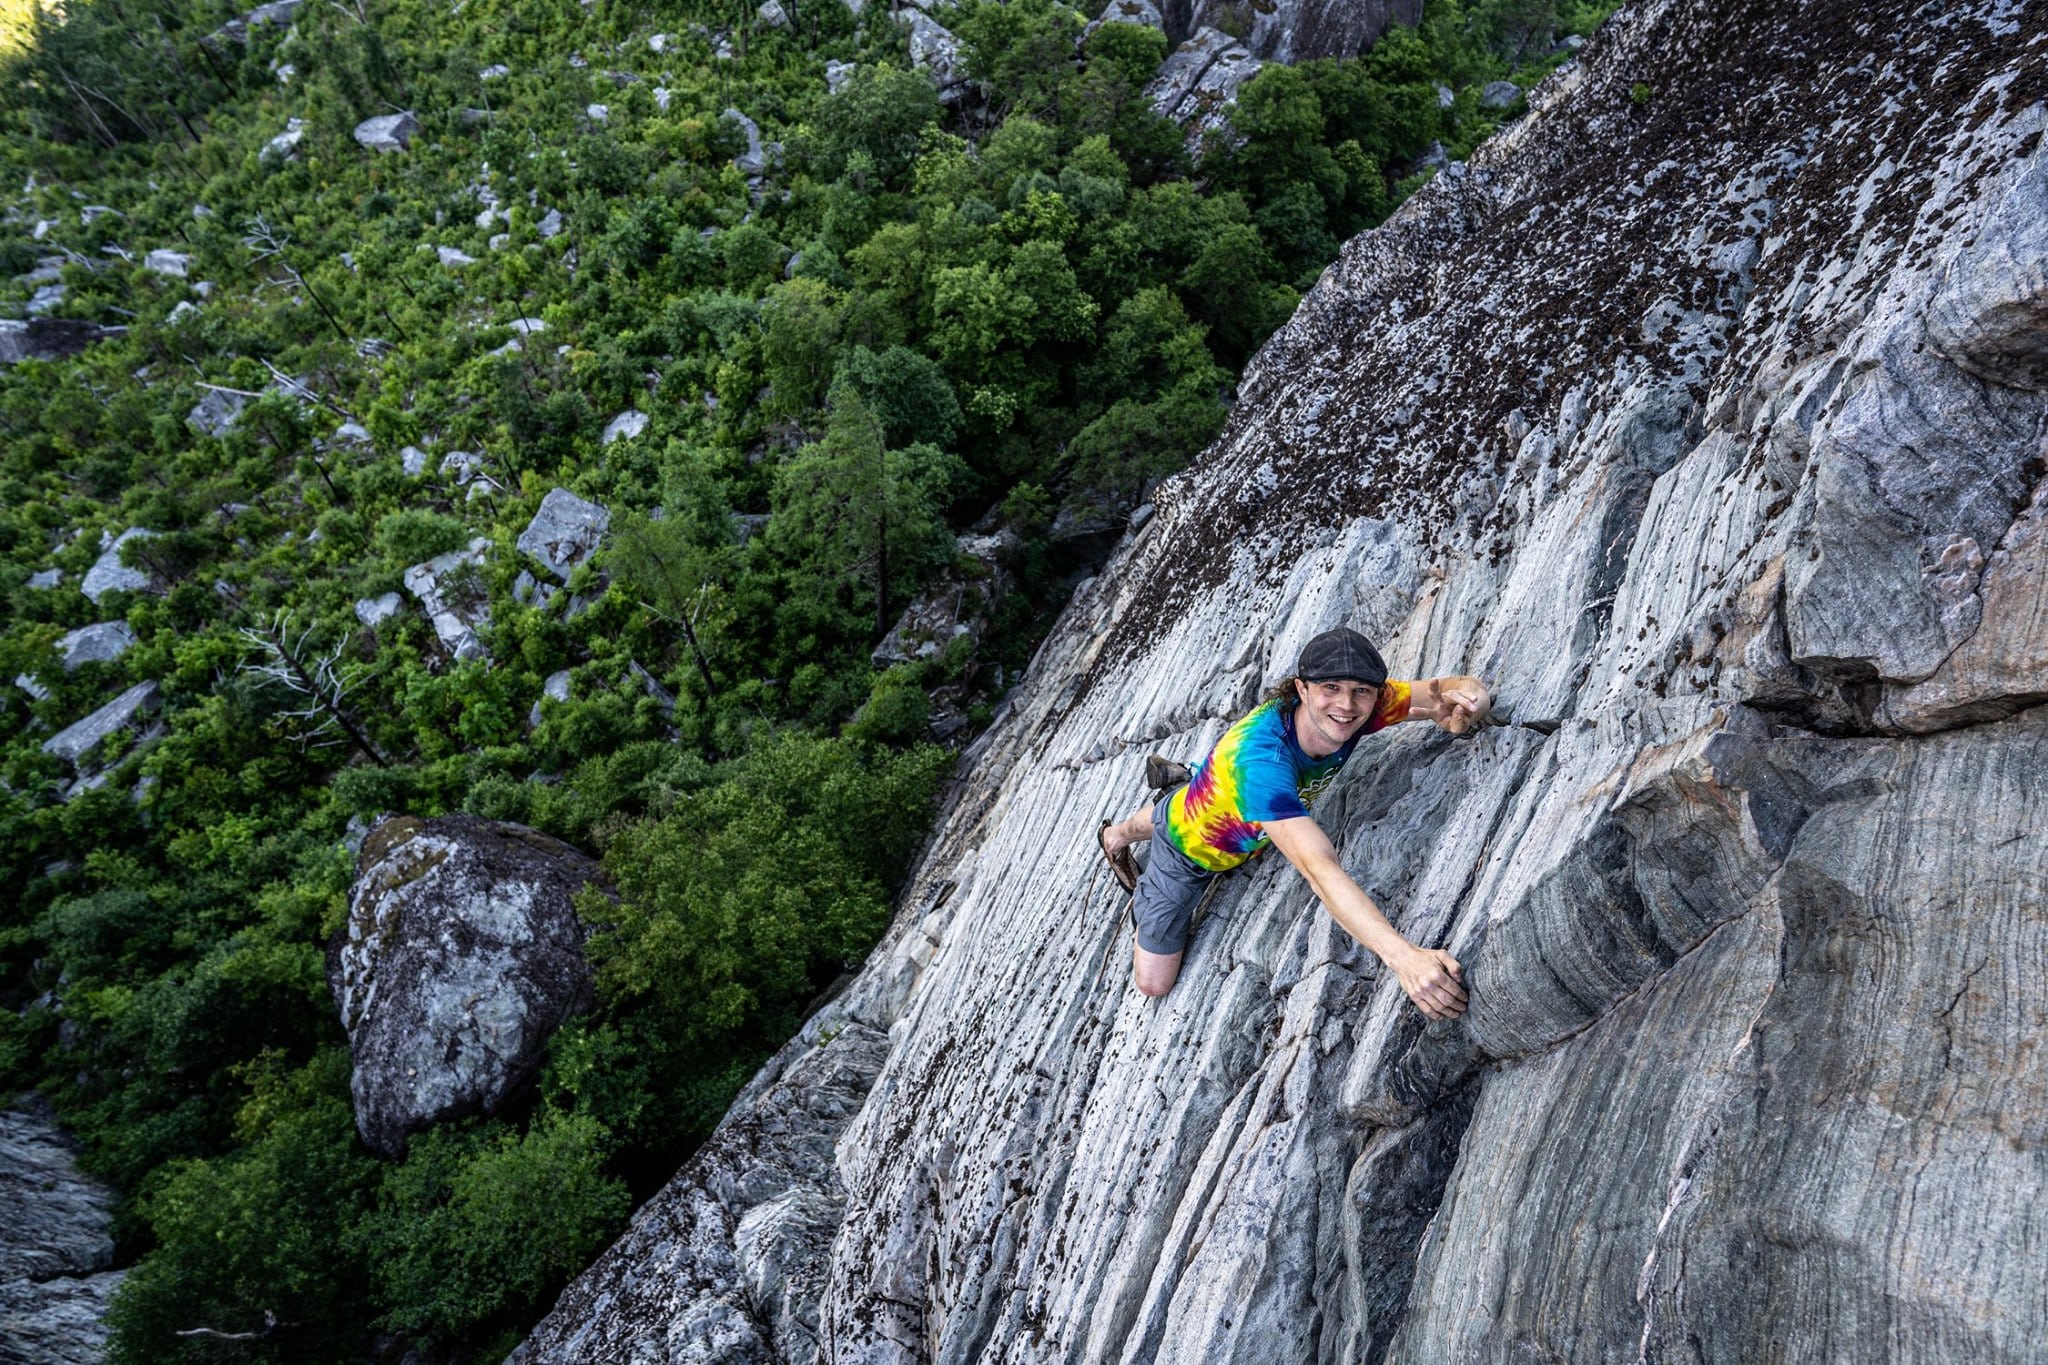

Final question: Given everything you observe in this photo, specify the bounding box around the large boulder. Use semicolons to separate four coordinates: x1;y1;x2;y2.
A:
0;1103;122;1365
1144;27;1262;147
898;11;969;103
80;528;156;604
41;681;159;769
516;488;610;582
353;111;419;153
329;815;604;1158
56;622;136;672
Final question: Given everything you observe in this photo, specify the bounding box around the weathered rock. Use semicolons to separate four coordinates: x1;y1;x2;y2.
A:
354;591;403;627
142;248;189;277
1926;136;2048;390
27;569;61;590
529;668;572;727
27;284;66;316
757;0;788;27
0;1103;121;1365
722;108;768;175
42;681;160;768
898;11;968;102
56;622;136;672
1178;0;1420;63
516;488;610;582
80;528;156;603
439;448;487;484
522;3;2048;1363
872;532;1014;667
585;103;609;123
601;409;649;444
1478;79;1522;110
0;319;117;366
207;0;300;43
186;386;248;437
437;245;476;267
1144;27;1262;147
401;536;491;662
480;62;510;78
353;111;419;153
537;207;565;239
825;59;855;93
329;815;602;1157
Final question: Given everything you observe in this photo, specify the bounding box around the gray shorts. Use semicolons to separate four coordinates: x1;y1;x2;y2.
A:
1133;789;1217;955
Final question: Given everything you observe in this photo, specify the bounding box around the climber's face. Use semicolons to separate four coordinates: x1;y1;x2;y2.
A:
1293;677;1379;756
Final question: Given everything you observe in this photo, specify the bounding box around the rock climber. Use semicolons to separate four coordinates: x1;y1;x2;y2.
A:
1098;627;1489;1018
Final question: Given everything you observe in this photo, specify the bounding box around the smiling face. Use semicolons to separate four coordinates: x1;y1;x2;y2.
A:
1292;677;1380;757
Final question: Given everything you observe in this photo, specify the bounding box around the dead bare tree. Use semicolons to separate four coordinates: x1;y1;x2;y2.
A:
243;216;354;344
238;611;388;765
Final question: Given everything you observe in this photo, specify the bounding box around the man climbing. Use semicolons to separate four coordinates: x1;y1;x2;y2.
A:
1098;627;1488;1019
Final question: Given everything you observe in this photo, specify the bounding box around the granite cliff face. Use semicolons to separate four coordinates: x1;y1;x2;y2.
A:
521;0;2048;1359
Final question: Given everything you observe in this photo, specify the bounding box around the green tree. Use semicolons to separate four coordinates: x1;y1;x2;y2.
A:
771;382;965;638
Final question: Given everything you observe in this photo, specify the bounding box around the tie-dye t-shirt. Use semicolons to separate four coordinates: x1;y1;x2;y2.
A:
1164;683;1412;872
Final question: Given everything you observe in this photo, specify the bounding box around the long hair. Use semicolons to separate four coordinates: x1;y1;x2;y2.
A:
1262;676;1303;713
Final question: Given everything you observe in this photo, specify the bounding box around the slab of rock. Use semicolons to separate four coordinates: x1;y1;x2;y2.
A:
0;319;117;366
142;249;189;277
528;668;572;726
437;245;476;267
353;111;419;153
27;284;66;316
80;528;156;603
27;569;61;590
401;536;492;662
42;681;160;768
516;488;610;582
329;815;603;1157
56;622;136;671
721;108;767;175
520;3;2048;1363
354;591;403;627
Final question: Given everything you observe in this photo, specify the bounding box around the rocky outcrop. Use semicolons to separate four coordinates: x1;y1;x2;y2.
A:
1109;0;1423;63
522;1;2048;1361
401;535;492;661
516;489;610;582
1144;27;1261;147
42;681;160;768
0;319;120;366
872;532;1014;667
328;815;604;1158
0;1103;122;1365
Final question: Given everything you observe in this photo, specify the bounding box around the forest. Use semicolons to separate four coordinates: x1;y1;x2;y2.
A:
0;0;1605;1356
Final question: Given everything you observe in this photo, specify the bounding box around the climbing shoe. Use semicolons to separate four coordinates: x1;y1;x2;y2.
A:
1144;755;1190;791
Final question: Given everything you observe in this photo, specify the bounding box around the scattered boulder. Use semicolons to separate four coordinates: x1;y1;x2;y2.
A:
27;284;66;316
41;681;161;769
758;0;789;26
13;256;64;286
826;59;856;93
537;207;564;239
585;103;609;123
401;536;492;662
0;319;118;366
1145;27;1262;147
529;668;572;728
400;445;430;476
27;569;61;590
1479;79;1523;110
516;488;611;582
81;528;157;603
56;622;136;672
439;449;487;485
722;108;768;175
506;316;547;335
207;0;301;43
437;245;476;267
899;11;969;103
0;1102;122;1365
329;815;604;1158
480;62;510;79
331;420;372;445
142;249;189;278
353;111;419;154
186;386;249;437
601;409;649;444
872;531;1014;666
354;591;403;627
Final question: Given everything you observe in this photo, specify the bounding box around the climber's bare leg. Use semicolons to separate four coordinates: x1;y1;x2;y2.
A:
1131;940;1183;997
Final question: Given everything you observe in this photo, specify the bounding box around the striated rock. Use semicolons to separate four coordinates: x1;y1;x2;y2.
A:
42;681;160;769
0;1103;122;1365
353;111;419;153
80;528;156;603
401;536;491;662
523;3;2048;1363
517;488;610;582
329;815;602;1157
1144;27;1262;147
56;622;136;672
